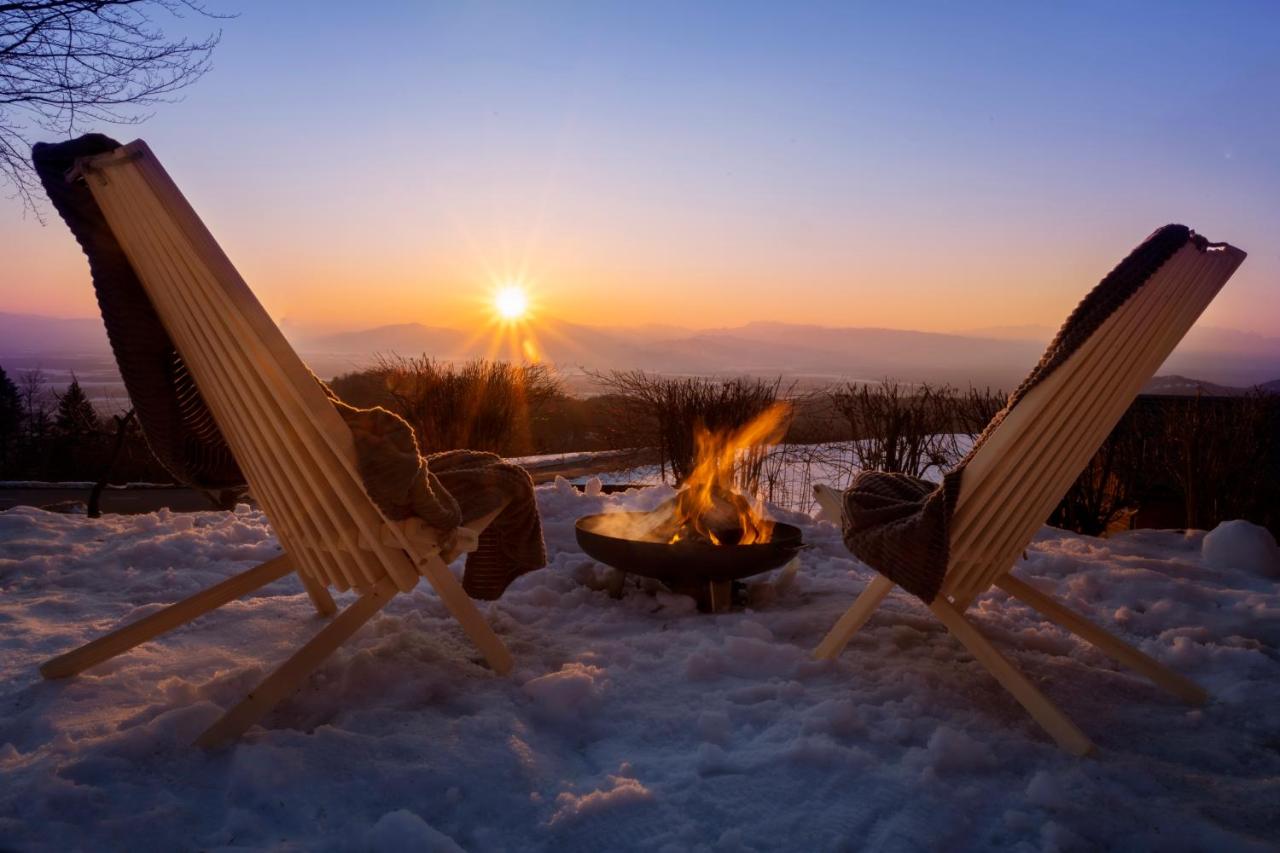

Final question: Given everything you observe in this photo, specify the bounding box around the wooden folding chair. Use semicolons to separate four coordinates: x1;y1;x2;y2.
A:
39;140;514;747
813;232;1246;755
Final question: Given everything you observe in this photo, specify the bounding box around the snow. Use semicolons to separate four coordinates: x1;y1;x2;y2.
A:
1;483;1278;850
1203;520;1280;578
365;810;465;852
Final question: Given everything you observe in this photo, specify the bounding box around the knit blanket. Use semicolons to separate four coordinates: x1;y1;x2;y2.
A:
33;134;545;600
322;384;546;599
840;224;1198;602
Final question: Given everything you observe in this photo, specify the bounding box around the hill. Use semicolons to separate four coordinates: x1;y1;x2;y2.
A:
0;312;108;354
3;310;1278;390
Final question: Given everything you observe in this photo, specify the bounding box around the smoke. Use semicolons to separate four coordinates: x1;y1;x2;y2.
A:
582;504;677;543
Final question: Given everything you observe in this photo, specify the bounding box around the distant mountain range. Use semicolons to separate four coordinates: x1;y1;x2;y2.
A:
287;317;1280;390
3;310;1278;391
1140;375;1280;396
298;318;1049;383
0;311;110;354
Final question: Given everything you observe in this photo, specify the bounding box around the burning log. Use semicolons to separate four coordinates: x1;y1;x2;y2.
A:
670;486;763;545
636;488;763;546
665;401;790;546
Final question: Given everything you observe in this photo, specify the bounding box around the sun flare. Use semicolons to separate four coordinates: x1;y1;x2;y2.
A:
494;284;529;321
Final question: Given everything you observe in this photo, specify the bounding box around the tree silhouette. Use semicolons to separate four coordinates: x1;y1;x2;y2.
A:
16;367;49;437
54;375;98;435
0;364;21;467
1;0;223;212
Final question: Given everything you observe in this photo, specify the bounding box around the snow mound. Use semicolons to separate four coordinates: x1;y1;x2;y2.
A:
365;810;463;852
549;768;653;826
523;662;608;721
1203;520;1280;578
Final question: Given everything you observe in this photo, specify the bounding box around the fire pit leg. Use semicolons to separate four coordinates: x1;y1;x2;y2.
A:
707;580;733;613
670;578;736;612
605;569;628;599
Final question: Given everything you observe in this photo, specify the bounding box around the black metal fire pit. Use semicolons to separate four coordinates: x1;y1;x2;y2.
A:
575;511;803;611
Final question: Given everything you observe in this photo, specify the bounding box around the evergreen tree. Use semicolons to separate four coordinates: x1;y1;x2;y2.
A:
54;377;100;437
0;365;22;471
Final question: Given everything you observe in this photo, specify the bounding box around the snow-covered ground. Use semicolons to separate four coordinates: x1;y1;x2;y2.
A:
1;482;1278;851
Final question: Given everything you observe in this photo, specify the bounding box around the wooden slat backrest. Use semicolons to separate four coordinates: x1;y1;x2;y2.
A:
76;141;428;593
943;241;1246;600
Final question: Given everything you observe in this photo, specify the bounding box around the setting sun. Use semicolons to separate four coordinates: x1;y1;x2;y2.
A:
494;284;528;321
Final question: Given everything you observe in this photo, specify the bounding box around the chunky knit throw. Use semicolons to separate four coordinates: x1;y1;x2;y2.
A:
322;384;546;599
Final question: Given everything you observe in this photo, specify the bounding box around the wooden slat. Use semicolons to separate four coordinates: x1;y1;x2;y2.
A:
945;249;1204;587
127;150;512;662
101;168;374;590
961;248;1240;596
96;183;333;592
93;174;351;595
124;172;509;653
81;142;514;674
943;245;1243;598
99;157;383;582
949;256;1185;538
128;149;413;587
964;253;1230;594
137;239;360;590
949;248;1203;546
945;262;1194;595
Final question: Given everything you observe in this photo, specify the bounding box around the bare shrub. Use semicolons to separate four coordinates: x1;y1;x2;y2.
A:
680;381;1007;515
589;371;786;484
1049;407;1144;536
955;386;1008;439
327;357;565;456
827;380;963;479
1153;390;1280;533
1049;391;1280;537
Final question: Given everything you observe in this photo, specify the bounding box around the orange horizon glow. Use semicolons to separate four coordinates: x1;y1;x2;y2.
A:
1;6;1277;340
0;222;1268;341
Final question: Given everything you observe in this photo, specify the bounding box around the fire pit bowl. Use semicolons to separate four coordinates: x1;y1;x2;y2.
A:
575;512;803;609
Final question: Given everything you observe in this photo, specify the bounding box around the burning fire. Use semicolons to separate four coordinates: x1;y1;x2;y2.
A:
668;402;791;546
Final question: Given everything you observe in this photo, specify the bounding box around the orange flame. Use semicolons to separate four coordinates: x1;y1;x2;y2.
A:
669;402;791;545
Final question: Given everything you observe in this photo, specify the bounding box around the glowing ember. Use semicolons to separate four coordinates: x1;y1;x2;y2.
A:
668;402;791;546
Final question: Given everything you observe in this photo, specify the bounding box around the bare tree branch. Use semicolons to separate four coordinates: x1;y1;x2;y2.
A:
0;0;225;215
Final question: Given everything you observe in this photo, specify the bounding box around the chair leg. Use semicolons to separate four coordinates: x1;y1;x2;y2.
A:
929;596;1095;756
298;570;337;617
814;575;894;660
389;503;514;676
414;554;514;676
996;573;1207;705
41;554;295;680
812;483;844;524
195;576;397;748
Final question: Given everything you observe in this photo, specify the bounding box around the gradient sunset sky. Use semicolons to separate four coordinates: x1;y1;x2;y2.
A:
2;1;1278;336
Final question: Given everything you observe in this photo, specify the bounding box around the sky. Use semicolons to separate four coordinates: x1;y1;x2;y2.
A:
2;1;1278;336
